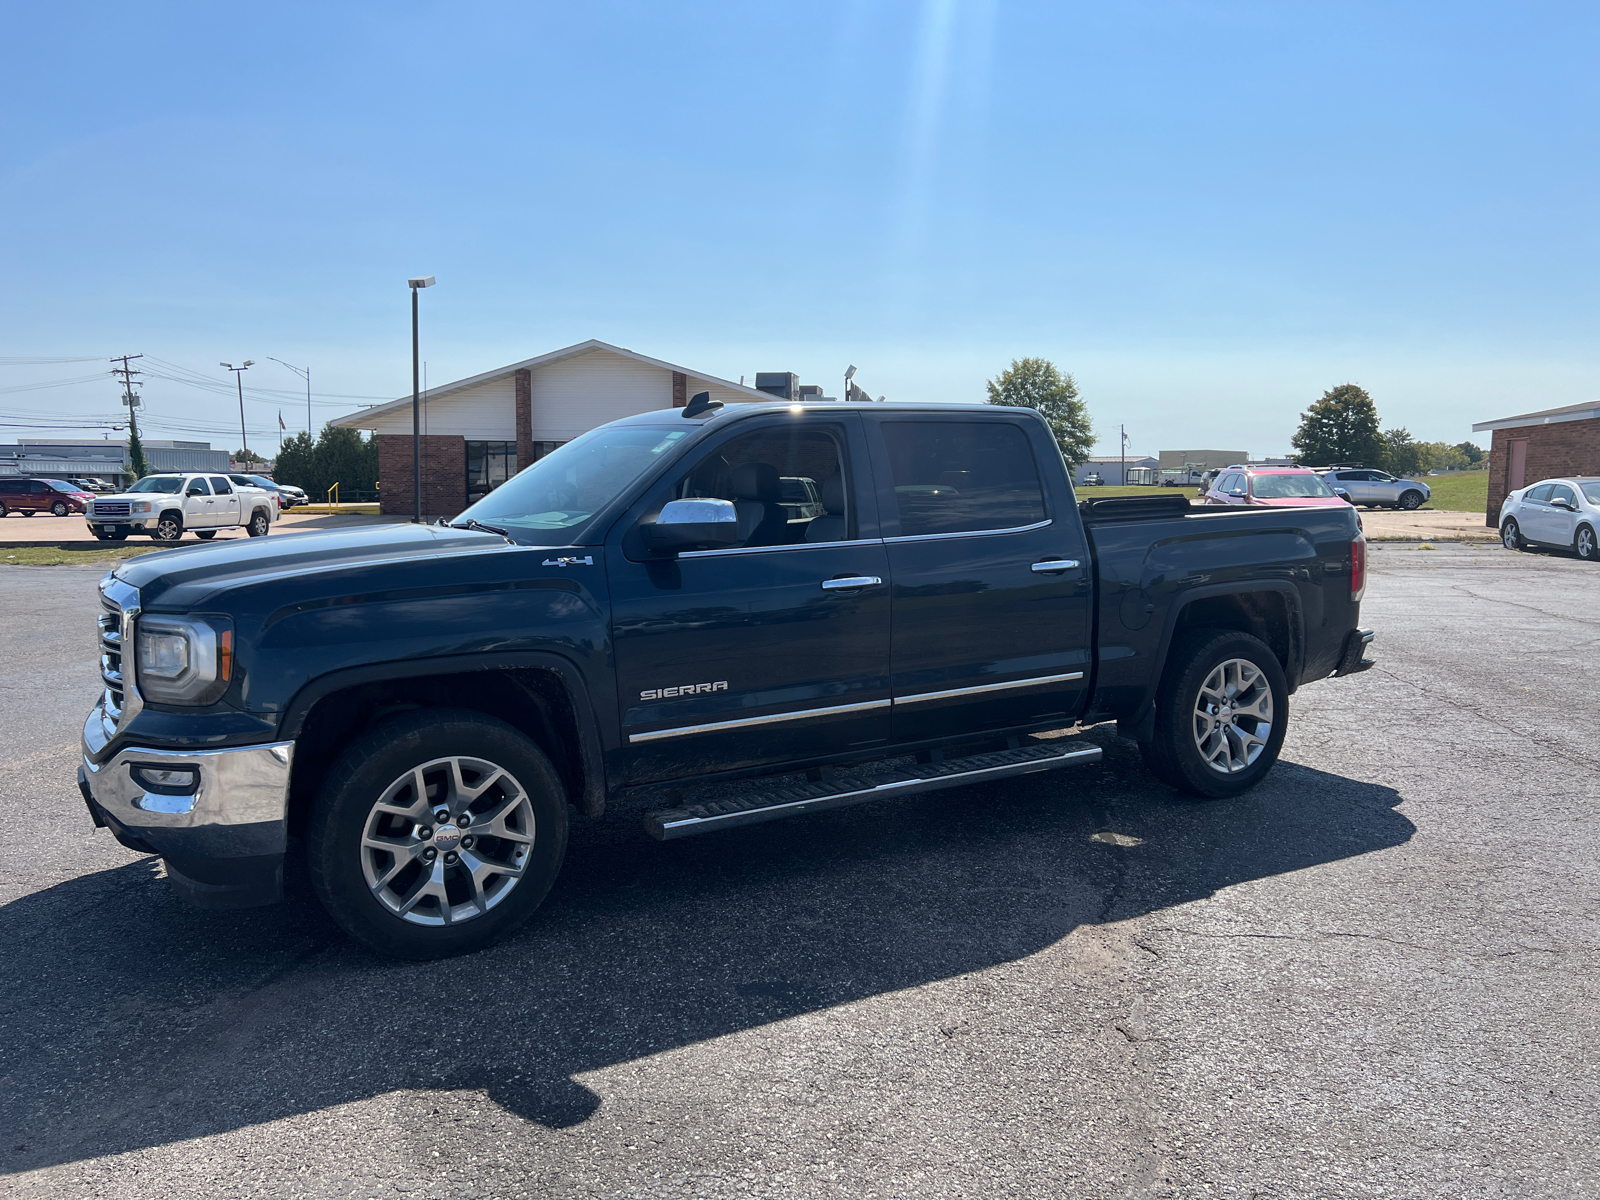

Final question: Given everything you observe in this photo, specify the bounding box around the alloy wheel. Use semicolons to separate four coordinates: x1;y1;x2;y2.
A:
154;516;182;541
1579;526;1597;561
360;755;535;926
1502;520;1521;551
1400;491;1423;510
1191;657;1274;775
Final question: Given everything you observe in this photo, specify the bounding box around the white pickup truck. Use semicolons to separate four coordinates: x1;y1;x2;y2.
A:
84;472;279;543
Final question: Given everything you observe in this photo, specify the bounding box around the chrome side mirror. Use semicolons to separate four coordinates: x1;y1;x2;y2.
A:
644;498;739;554
1333;488;1353;503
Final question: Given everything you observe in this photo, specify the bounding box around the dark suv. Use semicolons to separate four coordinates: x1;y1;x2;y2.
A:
0;477;93;517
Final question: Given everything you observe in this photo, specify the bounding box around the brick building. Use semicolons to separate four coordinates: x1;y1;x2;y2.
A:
334;340;779;517
1472;401;1600;526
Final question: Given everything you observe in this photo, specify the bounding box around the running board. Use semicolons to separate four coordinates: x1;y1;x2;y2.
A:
644;739;1103;841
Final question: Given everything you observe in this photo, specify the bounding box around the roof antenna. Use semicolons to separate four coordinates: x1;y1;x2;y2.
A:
682;390;722;419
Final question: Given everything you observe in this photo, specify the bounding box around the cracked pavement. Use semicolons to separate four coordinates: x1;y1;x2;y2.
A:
1;542;1595;1198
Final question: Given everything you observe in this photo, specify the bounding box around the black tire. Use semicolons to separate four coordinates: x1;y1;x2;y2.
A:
246;509;270;537
1398;490;1424;510
21;510;35;517
50;500;69;516
152;512;183;542
1501;518;1524;552
308;708;569;960
1576;524;1598;562
0;503;7;517
195;530;217;540
1139;628;1289;799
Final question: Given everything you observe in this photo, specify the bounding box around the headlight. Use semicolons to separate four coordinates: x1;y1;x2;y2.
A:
135;615;233;705
131;500;152;514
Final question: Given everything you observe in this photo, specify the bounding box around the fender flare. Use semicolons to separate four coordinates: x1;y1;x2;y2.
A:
1117;581;1305;742
278;651;610;817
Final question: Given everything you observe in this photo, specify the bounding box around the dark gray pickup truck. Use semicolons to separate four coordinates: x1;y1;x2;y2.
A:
79;400;1373;958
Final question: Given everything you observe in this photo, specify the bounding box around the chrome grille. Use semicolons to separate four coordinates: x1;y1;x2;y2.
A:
93;501;131;517
99;598;125;724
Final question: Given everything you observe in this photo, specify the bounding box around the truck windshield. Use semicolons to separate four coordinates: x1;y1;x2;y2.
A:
127;477;185;494
1252;473;1335;499
457;425;690;535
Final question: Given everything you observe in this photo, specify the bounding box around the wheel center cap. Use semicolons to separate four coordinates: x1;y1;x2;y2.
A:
433;825;462;852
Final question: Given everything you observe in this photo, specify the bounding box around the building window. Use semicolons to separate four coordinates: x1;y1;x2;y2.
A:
466;441;517;502
532;440;565;462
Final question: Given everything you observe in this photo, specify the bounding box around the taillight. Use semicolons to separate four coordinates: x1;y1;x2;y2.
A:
1350;535;1367;602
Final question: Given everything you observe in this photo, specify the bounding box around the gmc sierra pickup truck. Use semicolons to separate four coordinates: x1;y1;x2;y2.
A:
78;399;1374;959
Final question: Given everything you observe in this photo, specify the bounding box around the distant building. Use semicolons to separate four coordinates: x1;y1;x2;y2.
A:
1072;455;1158;486
0;439;228;484
332;339;811;517
1473;401;1600;526
1157;449;1249;484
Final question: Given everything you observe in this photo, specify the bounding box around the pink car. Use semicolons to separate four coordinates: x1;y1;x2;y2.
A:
1203;467;1353;508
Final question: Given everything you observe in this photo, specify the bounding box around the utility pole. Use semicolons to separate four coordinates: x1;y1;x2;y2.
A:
408;276;436;522
1120;423;1127;487
222;361;254;462
110;354;144;440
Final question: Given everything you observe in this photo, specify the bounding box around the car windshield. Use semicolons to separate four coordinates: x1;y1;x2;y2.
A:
128;477;185;494
1252;473;1336;499
1581;483;1600;504
456;424;691;535
44;480;78;492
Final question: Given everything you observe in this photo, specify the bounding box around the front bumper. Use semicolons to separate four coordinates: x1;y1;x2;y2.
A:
80;705;294;908
85;516;150;534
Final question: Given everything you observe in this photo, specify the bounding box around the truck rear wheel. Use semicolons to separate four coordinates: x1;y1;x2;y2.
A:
247;509;270;537
1140;629;1288;798
307;708;568;959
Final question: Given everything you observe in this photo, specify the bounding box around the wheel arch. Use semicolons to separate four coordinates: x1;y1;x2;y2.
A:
280;653;610;837
1118;582;1303;741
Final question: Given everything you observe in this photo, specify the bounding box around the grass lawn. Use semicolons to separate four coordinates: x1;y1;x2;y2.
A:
1416;470;1488;513
1;544;163;566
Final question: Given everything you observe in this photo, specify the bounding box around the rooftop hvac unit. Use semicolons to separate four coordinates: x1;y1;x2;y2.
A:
754;372;799;400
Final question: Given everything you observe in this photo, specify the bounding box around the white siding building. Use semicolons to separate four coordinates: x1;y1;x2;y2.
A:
333;340;779;516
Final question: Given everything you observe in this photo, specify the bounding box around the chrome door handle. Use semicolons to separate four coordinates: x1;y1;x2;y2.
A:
1031;559;1079;573
821;576;882;590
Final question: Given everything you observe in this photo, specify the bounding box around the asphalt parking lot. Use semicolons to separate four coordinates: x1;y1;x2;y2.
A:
2;543;1596;1199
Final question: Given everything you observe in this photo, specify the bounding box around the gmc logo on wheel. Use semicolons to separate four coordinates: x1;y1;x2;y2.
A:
641;681;728;700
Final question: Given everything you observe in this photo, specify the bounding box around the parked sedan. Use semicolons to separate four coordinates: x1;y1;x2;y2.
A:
228;474;307;510
1202;467;1351;508
1499;478;1600;561
1317;468;1431;510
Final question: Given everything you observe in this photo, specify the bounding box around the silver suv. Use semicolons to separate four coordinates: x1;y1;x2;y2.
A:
1317;469;1431;510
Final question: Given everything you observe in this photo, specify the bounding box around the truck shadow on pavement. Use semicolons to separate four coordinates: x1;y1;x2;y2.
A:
1;730;1413;1174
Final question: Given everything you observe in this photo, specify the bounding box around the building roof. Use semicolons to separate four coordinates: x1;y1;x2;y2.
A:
1472;401;1600;432
331;339;779;428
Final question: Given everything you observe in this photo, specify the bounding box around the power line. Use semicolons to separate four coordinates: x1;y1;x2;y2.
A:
0;356;106;366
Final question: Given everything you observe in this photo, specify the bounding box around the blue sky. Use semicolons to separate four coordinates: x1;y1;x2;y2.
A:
2;1;1596;456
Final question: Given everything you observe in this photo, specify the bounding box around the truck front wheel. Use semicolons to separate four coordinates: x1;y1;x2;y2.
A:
1140;629;1289;799
308;708;569;959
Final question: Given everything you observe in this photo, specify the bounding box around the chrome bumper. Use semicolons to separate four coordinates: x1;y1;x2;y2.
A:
79;704;294;907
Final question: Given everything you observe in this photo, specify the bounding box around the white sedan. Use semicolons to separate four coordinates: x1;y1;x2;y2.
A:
1499;477;1600;561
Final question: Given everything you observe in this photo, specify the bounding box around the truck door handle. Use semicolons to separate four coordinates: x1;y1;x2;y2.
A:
1031;559;1080;573
821;576;882;590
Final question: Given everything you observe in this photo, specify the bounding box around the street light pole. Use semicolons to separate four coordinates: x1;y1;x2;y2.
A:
266;358;312;437
221;361;254;463
407;276;436;523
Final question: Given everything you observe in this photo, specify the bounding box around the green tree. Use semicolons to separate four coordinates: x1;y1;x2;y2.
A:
1291;384;1384;467
1453;440;1485;466
314;424;378;497
1381;427;1421;476
273;430;318;494
233;447;266;465
128;427;148;479
985;357;1095;467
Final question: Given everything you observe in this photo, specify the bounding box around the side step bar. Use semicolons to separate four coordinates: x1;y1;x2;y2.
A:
644;739;1102;841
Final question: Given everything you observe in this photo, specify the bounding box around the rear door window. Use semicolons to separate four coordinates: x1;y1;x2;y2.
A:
880;421;1046;537
210;477;234;494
